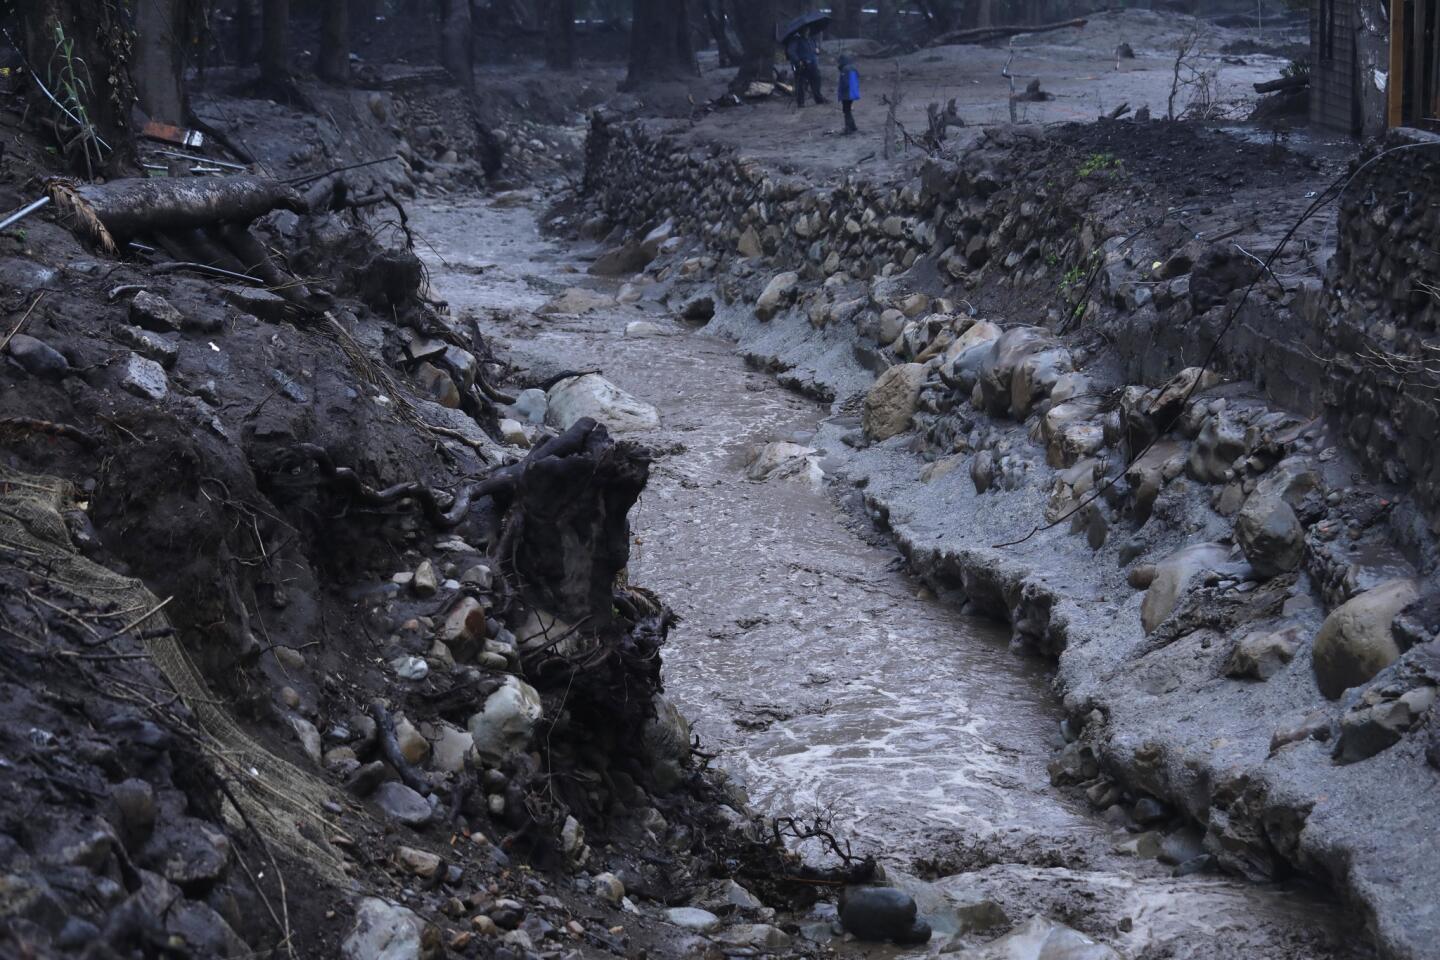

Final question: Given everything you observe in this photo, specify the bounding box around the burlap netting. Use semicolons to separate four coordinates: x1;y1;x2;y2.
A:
0;464;348;881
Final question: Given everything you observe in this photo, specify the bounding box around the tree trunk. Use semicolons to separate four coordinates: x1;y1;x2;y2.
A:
702;0;739;66
234;0;259;64
728;0;777;91
261;0;290;84
134;0;187;124
319;0;351;83
545;0;577;70
351;0;379;37
625;0;698;88
439;0;475;92
833;0;863;37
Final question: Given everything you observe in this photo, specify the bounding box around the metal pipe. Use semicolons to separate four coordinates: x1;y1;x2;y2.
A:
0;196;50;233
156;149;248;171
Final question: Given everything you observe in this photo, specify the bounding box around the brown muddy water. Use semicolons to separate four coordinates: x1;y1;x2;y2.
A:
414;195;1367;959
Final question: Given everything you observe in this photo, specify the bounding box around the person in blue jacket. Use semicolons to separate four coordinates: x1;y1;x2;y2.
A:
786;31;825;107
838;55;860;134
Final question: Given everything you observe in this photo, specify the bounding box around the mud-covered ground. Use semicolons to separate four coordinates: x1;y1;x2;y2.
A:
0;57;834;960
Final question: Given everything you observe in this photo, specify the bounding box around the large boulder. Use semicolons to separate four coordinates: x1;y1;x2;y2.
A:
976;327;1050;417
1235;493;1304;578
468;676;544;761
1186;413;1247;483
960;915;1118;960
1141;543;1237;634
745;441;821;485
546;373;659;433
755;271;799;321
1009;345;1073;419
840;887;931;945
1235;459;1320;578
863;363;926;441
1312;579;1420;699
342;898;426;960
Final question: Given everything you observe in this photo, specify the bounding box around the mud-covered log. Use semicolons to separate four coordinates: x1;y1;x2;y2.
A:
74;176;307;241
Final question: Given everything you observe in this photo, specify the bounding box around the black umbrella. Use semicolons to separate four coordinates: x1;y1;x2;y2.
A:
776;11;831;44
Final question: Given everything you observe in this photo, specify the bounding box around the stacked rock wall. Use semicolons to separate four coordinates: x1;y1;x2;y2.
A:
1322;128;1440;528
586;115;1440;541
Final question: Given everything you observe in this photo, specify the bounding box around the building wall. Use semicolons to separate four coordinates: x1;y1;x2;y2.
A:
1311;0;1389;137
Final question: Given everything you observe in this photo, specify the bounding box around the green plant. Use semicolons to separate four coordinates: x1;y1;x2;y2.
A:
1060;264;1086;289
1077;152;1118;178
47;24;103;178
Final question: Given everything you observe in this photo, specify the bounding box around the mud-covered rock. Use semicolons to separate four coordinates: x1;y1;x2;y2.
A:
755;271;799;321
965;915;1119;959
1226;625;1303;680
1334;685;1436;764
666;906;722;933
976;327;1050;417
6;333;69;379
539;287;613;314
372;782;433;828
1140;543;1236;633
129;290;185;332
840;887;931;945
546;373;659;433
468;676;543;761
1235;491;1304;578
1187;413;1247;483
342;897;427;960
121;353;168;401
1313;579;1420;699
863;363;925;441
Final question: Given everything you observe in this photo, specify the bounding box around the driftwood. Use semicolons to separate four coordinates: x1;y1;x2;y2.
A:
1253;75;1309;94
72;176;306;242
926;17;1087;48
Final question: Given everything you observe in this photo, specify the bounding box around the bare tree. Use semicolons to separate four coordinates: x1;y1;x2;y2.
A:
319;0;351;83
626;0;698;87
545;0;577;70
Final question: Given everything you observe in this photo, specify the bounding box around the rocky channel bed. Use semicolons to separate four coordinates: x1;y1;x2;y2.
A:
573;108;1440;960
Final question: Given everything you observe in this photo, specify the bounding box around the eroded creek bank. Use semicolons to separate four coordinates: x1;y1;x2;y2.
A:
412;195;1363;959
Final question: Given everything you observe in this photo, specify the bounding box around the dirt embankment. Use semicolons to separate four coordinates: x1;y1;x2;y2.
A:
0;70;834;960
574;93;1440;960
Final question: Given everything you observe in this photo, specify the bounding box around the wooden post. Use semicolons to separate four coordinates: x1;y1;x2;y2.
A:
1389;0;1404;127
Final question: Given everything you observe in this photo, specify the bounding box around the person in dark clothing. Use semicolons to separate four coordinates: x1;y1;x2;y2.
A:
785;31;825;107
837;55;860;134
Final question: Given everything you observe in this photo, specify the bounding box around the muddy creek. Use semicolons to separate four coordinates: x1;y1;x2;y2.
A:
415;196;1364;959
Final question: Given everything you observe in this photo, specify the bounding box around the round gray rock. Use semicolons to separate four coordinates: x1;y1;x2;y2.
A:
1313;578;1419;699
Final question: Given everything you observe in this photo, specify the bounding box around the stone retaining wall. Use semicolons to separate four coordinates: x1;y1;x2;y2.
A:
1322;128;1440;532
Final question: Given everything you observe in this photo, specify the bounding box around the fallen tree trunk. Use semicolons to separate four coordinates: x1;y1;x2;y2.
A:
71;176;307;242
926;17;1087;48
1253;75;1309;94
